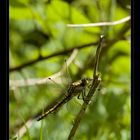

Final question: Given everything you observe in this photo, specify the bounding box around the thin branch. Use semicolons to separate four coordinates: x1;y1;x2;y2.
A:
68;75;101;140
67;35;103;140
67;16;130;27
93;35;104;78
14;119;35;139
10;49;78;89
10;42;98;72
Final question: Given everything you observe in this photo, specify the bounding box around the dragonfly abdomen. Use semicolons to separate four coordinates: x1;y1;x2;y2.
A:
37;78;89;121
37;94;72;121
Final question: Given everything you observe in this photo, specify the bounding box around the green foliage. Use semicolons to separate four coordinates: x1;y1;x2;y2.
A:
10;0;130;139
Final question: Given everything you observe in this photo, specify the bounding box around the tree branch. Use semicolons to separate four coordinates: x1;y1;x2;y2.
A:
10;42;98;72
10;49;78;89
67;35;104;140
67;16;130;27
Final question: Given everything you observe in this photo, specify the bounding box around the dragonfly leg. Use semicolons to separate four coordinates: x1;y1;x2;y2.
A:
88;83;92;88
77;88;86;100
77;92;83;100
82;88;86;101
82;88;92;103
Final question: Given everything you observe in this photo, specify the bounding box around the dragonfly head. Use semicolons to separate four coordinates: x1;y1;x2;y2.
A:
81;78;92;86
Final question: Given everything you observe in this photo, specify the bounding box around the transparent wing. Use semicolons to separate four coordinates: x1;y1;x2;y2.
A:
66;96;83;116
60;59;72;88
45;77;68;103
90;81;102;103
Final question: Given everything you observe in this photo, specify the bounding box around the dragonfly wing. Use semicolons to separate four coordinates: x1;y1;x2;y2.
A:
60;59;72;87
90;83;101;103
66;97;83;116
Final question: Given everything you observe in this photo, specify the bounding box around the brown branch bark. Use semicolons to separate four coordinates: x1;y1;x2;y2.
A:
67;35;104;140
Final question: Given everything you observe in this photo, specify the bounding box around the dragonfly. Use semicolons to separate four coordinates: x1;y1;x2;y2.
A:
37;35;104;121
37;77;92;121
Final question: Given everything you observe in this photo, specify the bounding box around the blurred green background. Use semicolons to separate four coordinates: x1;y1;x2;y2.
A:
10;0;130;140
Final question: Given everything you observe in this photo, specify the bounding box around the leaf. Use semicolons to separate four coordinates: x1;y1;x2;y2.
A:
10;6;33;20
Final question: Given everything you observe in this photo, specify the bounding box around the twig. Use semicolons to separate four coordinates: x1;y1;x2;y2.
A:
67;16;130;27
14;119;34;139
93;35;104;78
10;42;98;72
67;76;101;140
67;35;104;140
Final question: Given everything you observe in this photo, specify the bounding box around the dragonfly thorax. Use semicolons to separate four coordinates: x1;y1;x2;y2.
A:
67;78;89;97
81;78;88;86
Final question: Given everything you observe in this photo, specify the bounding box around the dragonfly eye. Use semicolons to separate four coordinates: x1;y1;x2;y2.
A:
81;78;87;86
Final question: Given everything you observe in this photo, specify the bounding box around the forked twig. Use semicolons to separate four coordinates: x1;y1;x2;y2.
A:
67;35;104;140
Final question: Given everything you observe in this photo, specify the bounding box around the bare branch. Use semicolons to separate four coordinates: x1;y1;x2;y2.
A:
68;75;101;140
10;42;98;72
67;35;104;140
93;35;104;78
67;16;130;27
14;119;35;139
10;49;78;89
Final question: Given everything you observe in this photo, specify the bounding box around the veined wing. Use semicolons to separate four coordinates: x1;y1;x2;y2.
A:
37;84;78;121
37;78;90;121
60;59;72;88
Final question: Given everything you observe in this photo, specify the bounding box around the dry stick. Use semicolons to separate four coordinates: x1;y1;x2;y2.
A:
10;49;78;89
93;35;104;78
67;35;104;140
67;16;130;27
